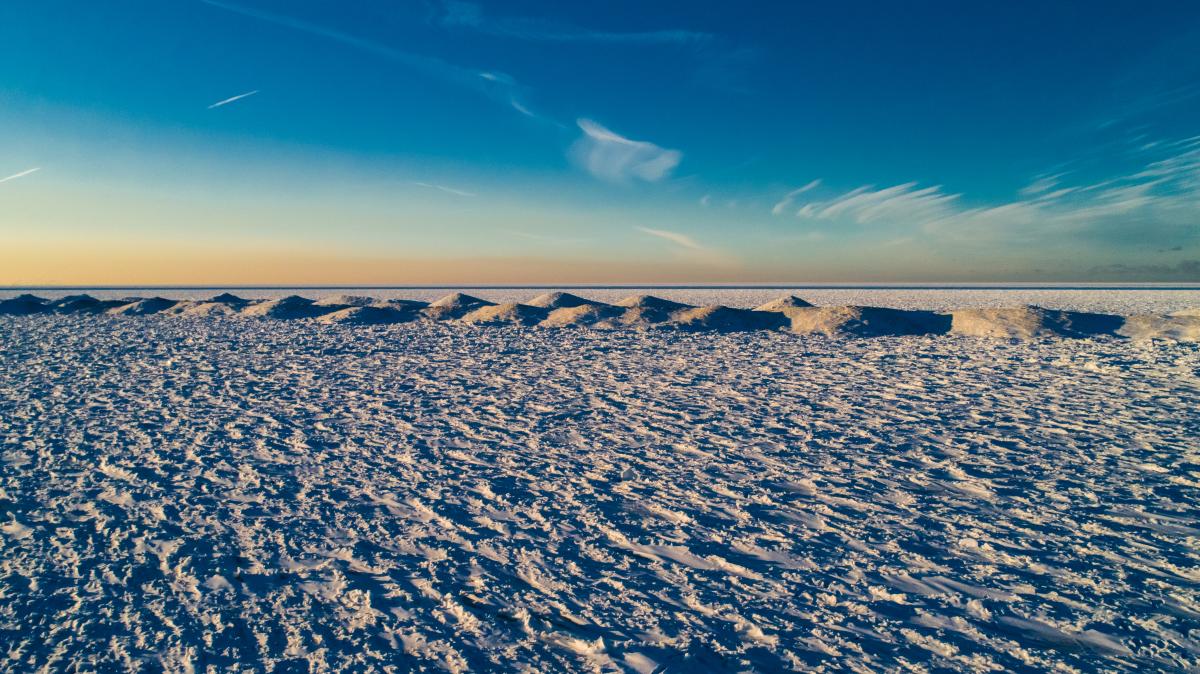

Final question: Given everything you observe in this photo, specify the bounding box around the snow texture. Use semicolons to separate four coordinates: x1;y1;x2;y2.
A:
0;289;1198;672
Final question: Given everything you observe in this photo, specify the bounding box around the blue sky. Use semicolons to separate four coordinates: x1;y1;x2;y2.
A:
2;0;1198;283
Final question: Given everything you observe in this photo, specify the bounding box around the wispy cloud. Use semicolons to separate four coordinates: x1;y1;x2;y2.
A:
435;1;755;97
412;181;476;197
570;120;681;183
207;89;259;109
770;179;821;215
635;226;701;249
784;141;1200;252
635;226;738;268
0;168;40;184
1018;173;1064;197
794;182;960;224
436;1;710;45
199;0;533;115
509;99;535;118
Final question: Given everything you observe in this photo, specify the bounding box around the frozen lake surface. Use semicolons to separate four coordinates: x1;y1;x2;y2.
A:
1;293;1198;672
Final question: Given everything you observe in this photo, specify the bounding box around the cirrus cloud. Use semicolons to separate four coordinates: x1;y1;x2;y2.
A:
779;139;1200;252
635;226;701;249
570;120;681;183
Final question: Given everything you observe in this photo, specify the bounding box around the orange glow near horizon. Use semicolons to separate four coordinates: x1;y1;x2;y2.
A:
1;245;766;286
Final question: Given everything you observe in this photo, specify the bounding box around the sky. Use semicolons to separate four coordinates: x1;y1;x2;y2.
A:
2;0;1199;284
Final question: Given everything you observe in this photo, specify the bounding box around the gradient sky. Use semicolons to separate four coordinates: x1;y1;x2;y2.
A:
2;0;1199;284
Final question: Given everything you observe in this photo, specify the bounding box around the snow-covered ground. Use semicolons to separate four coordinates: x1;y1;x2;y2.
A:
4;286;1200;314
1;293;1199;672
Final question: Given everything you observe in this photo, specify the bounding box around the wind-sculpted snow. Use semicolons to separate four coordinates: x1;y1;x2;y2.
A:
8;287;1200;314
1;316;1198;672
2;292;1198;341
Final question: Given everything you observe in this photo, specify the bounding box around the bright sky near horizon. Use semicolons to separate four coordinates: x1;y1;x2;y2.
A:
2;1;1199;284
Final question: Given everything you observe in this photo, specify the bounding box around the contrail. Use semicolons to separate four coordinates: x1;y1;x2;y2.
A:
197;0;545;120
413;181;476;198
0;168;40;184
199;0;475;83
208;90;259;109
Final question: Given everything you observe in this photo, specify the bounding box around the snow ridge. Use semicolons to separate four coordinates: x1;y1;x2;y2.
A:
2;293;1197;340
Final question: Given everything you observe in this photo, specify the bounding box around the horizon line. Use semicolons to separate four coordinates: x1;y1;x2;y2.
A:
4;283;1200;291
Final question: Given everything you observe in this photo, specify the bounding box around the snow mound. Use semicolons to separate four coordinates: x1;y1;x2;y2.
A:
951;306;1123;339
108;297;177;316
313;294;375;307
527;292;604;309
604;307;669;328
240;295;330;319
429;292;491;309
1117;314;1200;342
165;301;238;317
316;306;416;325
540;303;625;328
754;295;815;312
49;294;125;314
162;293;250;317
670;305;788;332
372;298;430;311
424;293;494;319
0;294;49;315
9;292;1196;341
459;302;549;326
783;306;951;336
615;294;691;310
603;295;694;328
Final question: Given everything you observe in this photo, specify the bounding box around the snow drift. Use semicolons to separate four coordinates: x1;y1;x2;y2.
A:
460;302;549;326
423;293;494;320
782;306;952;337
3;293;1197;341
951;306;1124;339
